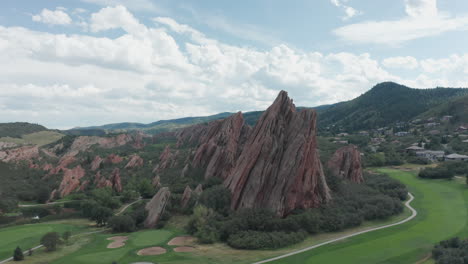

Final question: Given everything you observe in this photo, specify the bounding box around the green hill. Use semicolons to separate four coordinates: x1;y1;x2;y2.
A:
417;94;468;124
317;82;468;132
0;122;47;138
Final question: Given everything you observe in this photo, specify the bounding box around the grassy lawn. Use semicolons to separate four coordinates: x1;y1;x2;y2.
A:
0;131;64;146
0;219;92;260
270;168;468;264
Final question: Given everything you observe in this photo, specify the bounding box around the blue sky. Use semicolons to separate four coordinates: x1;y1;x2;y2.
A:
0;0;468;128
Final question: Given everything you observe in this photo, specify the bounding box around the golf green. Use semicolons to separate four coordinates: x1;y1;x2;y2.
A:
270;169;468;264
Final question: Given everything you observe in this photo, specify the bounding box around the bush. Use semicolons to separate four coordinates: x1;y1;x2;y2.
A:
227;230;307;249
419;167;454;179
199;185;231;215
108;215;135;233
13;246;24;261
41;232;60;251
432;237;468;264
21;207;50;218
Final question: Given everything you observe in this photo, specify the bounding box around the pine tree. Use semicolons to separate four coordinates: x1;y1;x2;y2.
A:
13;246;24;261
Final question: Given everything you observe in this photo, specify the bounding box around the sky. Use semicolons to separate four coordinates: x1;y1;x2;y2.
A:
1;0;468;129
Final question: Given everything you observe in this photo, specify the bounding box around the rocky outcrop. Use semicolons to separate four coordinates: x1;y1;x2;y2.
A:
106;154;123;164
58;166;86;197
194;184;203;195
0;142;17;150
224;91;331;217
110;168;123;192
49;156;76;175
152;175;161;187
91;156;103;171
94;169;123;192
62;134;143;158
180;186;192;209
0;146;39;162
180;164;189;178
190;112;248;180
153;145;176;173
144;187;171;228
327;145;363;183
125;155;144;169
42;163;53;172
48;189;58;202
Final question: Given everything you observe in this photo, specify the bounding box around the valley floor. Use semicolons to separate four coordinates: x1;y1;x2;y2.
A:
1;167;466;264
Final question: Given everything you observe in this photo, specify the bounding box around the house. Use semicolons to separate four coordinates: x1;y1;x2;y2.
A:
424;122;439;128
32;216;40;220
462;139;468;143
428;130;440;135
333;140;349;144
415;150;445;162
395;131;409;137
337;133;349;137
371;137;386;144
358;131;370;136
406;146;425;153
445;153;468;161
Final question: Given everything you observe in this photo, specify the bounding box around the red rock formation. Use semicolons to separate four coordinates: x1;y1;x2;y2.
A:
110;168;123;193
80;180;90;191
58;166;86;197
48;189;58;202
153;145;175;173
0;146;39;162
224;91;331;216
125;154;144;169
95;171;112;189
152;175;161;187
327;145;364;183
132;132;147;149
180;164;189;177
28;161;40;169
91;156;103;171
181;186;192;209
42;163;53;172
194;184;203;195
0;142;17;150
106;154;123;164
190;112;248;180
49;156;76;175
144;187;171;228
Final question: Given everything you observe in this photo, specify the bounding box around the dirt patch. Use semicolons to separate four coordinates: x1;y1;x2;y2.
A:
174;246;195;252
137;247;167;256
107;236;129;249
167;236;196;246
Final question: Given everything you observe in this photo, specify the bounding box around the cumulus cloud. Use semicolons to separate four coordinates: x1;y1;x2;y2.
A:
32;8;72;25
383;56;419;70
1;5;467;128
333;0;468;45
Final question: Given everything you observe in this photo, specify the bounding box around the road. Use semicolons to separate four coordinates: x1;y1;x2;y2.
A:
252;192;417;264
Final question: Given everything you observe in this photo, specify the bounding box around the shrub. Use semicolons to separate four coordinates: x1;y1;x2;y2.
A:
199;185;231;215
41;232;60;251
108;215;135;233
13;246;24;261
227;230;307;249
419;167;454;179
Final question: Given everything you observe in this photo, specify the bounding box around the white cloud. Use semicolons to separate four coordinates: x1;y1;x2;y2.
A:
333;0;468;45
330;0;362;21
32;8;72;25
405;0;437;18
81;0;166;13
1;6;467;128
383;56;419;70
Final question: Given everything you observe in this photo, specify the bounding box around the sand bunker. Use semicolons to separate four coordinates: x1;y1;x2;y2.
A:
174;246;195;252
137;247;167;256
107;236;129;249
167;236;196;246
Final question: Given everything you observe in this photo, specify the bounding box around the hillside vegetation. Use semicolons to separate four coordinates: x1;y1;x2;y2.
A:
0;123;47;138
317;82;468;132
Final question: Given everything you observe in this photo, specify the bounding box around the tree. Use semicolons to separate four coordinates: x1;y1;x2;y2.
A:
13;246;24;261
28;249;32;256
91;206;113;226
36;187;50;204
62;231;71;245
108;215;135;232
138;179;155;199
40;232;60;251
199;186;231;215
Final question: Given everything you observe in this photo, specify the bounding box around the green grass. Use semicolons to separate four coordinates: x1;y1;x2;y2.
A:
271;169;468;264
0;131;64;146
0;219;91;260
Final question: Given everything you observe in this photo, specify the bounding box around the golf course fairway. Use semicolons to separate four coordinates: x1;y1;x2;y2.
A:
269;169;468;264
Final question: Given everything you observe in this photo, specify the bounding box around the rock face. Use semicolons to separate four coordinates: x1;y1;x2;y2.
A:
125;155;144;169
49;156;76;175
180;186;192;209
153;146;175;173
0;146;39;162
224;91;331;216
91;156;103;171
110;168;123;192
106;154;123;164
194;184;203;195
190;112;248;180
58;166;86;197
327;145;363;183
144;187;171;228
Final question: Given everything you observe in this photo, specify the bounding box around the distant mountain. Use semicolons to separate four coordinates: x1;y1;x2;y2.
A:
0;122;64;146
317;82;468;132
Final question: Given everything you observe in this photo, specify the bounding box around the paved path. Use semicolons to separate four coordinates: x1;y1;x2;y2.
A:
253;192;417;264
18;201;77;207
0;198;141;264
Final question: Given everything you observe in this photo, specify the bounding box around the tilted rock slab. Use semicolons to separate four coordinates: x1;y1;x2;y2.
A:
327;145;364;183
224;91;331;217
144;187;171;228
